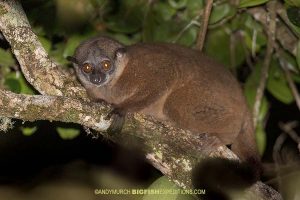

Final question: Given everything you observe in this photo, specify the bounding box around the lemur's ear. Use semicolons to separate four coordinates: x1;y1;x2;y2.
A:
115;48;126;59
67;56;78;64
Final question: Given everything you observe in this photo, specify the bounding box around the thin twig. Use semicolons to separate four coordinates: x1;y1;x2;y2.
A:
275;43;300;112
173;15;201;43
247;3;297;56
208;12;236;29
281;61;300;112
277;7;300;40
273;122;298;165
252;29;257;58
279;121;300;151
272;132;287;193
273;121;298;197
253;0;277;128
237;31;255;69
272;121;299;194
196;0;214;51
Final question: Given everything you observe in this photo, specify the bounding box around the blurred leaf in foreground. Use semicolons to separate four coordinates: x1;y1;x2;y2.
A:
57;127;80;140
22;126;38;136
0;48;15;68
143;176;195;200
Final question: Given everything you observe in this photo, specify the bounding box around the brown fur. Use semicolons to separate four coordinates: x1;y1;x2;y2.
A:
72;38;261;175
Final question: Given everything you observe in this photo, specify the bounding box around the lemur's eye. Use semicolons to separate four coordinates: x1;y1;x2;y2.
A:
82;63;93;73
101;60;111;71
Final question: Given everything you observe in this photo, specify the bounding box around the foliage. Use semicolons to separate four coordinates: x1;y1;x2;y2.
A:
0;0;299;196
56;127;80;139
143;176;195;200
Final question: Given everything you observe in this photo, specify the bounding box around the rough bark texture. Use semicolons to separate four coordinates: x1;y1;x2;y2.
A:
0;0;86;97
0;1;282;199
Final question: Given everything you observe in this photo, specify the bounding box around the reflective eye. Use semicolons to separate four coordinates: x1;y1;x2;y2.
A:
101;60;111;71
82;63;93;73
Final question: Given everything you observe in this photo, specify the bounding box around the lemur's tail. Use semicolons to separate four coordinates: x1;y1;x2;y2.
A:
192;110;261;200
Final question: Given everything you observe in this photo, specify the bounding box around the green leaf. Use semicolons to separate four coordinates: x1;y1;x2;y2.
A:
287;7;300;27
255;123;267;156
284;8;300;37
289;22;300;37
51;43;68;66
38;36;51;53
267;61;294;104
4;78;21;93
153;22;173;42
153;2;177;21
241;14;267;54
297;41;300;69
56;32;96;65
231;13;266;59
143;176;194;200
209;3;236;25
22;126;37;136
243;12;265;32
19;75;35;94
32;26;46;36
106;16;141;34
186;0;203;17
63;35;88;58
0;48;15;68
4;72;35;94
151;20;180;43
168;0;188;9
292;73;300;83
280;49;298;72
239;0;269;8
205;28;230;66
57;127;80;140
176;26;198;46
285;0;300;7
205;27;245;68
150;19;197;46
143;10;157;42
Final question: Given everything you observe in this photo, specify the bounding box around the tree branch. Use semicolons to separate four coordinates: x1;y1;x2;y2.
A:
0;89;234;187
0;89;282;199
196;0;213;51
0;90;110;131
252;0;277;128
0;1;282;199
0;0;86;98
